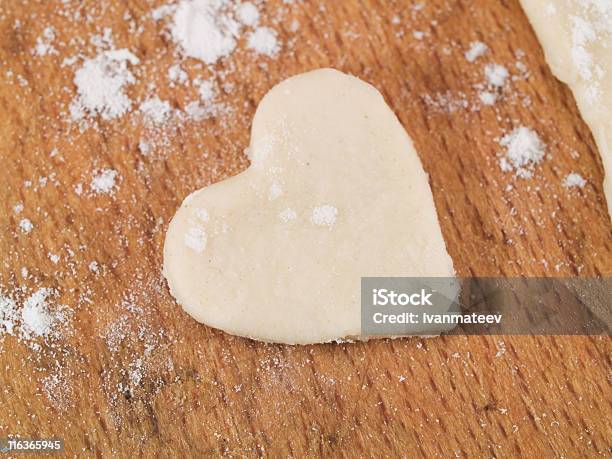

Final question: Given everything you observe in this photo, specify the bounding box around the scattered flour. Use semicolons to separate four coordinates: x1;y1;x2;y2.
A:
422;91;469;113
128;358;144;385
21;288;55;338
171;0;241;65
495;340;507;358
563;172;586;188
311;205;338;227
42;370;74;410
570;2;612;103
152;4;177;21
151;5;176;21
184;226;207;252
70;50;140;121
479;91;497;106
268;182;282;200
498;126;546;178
0;293;18;335
1;284;74;408
247;27;280;56
34;27;58;57
184;102;209;120
184;99;226;121
91;169;119;194
90;27;114;50
138;139;151;156
169;0;282;63
197;79;216;102
236;2;260;26
3;2;227;418
168;64;188;85
195;208;210;222
571;17;597;80
0;287;70;346
485;63;509;88
19;218;34;234
99;285;173;422
140;97;173;124
279;208;297;222
465;41;488;62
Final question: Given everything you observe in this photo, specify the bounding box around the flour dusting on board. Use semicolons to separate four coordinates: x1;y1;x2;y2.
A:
70;50;139;121
99;281;176;428
19;218;34;234
484;64;509;88
236;2;259;26
498;126;546;178
0;287;71;347
140;97;173;124
34;27;58;57
465;41;488;62
0;293;18;335
171;0;240;64
564;172;586;188
91;169;119;194
247;27;280;56
21;288;56;338
170;0;281;64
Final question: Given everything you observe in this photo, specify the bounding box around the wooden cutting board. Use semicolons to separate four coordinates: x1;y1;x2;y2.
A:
0;0;610;456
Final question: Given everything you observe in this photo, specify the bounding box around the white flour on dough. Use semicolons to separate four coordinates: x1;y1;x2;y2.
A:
163;69;455;345
520;0;612;216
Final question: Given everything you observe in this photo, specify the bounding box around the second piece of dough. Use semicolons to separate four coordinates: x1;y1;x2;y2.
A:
520;0;612;217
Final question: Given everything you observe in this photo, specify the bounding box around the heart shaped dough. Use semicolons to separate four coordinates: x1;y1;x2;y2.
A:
163;68;455;344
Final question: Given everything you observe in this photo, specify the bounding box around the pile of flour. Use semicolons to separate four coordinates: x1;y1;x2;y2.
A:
168;0;280;64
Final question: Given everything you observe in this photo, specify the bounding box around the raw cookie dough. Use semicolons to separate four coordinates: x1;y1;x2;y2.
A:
520;0;612;217
163;68;455;344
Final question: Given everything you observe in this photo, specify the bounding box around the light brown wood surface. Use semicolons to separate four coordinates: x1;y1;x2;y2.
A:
1;0;611;457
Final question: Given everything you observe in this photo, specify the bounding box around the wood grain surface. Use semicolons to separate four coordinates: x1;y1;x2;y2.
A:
1;0;611;457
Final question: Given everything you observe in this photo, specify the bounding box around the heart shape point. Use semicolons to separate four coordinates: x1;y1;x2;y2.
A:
164;68;455;344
